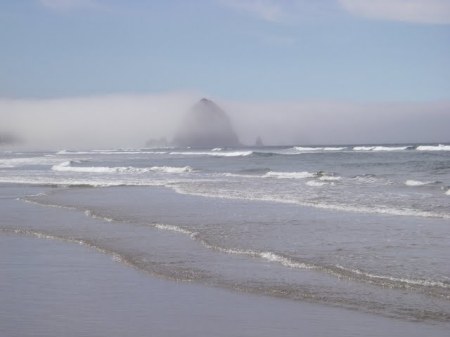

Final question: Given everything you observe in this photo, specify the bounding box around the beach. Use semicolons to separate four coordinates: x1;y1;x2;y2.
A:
1;146;450;336
2;232;449;337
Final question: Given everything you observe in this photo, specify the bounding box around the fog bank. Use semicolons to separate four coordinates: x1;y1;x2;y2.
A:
1;92;449;149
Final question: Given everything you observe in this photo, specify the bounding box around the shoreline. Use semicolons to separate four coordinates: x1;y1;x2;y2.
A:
1;183;450;323
2;232;450;337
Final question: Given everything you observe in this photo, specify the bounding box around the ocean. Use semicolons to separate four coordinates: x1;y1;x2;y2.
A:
1;144;449;334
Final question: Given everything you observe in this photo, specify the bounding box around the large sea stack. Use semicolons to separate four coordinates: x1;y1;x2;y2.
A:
173;98;241;147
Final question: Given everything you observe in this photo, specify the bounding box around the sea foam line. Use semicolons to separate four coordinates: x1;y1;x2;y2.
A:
0;156;64;168
416;144;450;151
51;161;193;174
56;150;166;155
334;265;450;289
263;171;316;179
152;223;314;270
169;184;450;219
405;180;437;187
20;194;122;223
152;223;450;290
353;146;410;151
0;228;129;265
294;146;347;152
169;151;253;157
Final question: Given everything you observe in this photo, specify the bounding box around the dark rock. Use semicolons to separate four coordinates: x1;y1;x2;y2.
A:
173;98;241;147
0;133;19;145
145;137;168;148
255;136;264;147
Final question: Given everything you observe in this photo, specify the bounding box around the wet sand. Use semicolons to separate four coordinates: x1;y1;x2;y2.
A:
1;233;448;337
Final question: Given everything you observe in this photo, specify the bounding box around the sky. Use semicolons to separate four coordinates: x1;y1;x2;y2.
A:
0;0;449;147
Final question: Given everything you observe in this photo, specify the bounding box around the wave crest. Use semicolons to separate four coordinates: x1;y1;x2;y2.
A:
169;151;253;157
263;171;316;179
294;146;346;152
353;146;410;151
405;180;437;187
416;144;450;151
51;161;192;174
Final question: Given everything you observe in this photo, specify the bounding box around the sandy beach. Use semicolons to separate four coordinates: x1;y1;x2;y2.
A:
1;232;449;337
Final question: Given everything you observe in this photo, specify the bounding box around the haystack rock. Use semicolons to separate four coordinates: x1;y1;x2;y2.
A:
173;98;241;147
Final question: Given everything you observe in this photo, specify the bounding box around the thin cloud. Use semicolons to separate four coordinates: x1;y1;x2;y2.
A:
338;0;450;25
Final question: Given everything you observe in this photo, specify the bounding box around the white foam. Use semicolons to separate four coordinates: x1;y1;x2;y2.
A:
323;147;346;151
51;161;192;174
170;185;450;219
154;224;194;236
263;171;316;179
306;180;328;187
353;146;409;151
445;190;450;196
52;161;118;173
294;147;324;151
57;150;97;155
211;148;223;151
170;151;253;157
0;228;132;267
84;210;114;222
0;156;63;168
149;166;193;173
405;180;434;187
293;146;345;152
57;149;159;155
372;146;409;151
318;175;341;181
416;144;450;151
353;146;375;151
152;223;314;270
259;252;312;269
0;175;175;188
335;265;450;289
207;151;253;157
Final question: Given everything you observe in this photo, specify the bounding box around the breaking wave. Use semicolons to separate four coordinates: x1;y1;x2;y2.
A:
51;161;193;174
169;151;253;157
170;184;449;219
294;146;347;152
263;171;316;179
149;166;193;173
353;146;411;151
0;156;64;168
405;180;438;187
56;149;171;155
306;180;329;187
416;144;450;151
52;144;450;158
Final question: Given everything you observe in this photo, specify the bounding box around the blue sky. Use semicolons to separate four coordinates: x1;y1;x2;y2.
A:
1;0;450;101
1;1;450;147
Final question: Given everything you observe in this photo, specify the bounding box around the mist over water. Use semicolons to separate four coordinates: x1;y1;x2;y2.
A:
1;94;449;149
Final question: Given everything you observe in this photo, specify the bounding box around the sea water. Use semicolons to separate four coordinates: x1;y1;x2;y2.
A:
0;144;449;325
